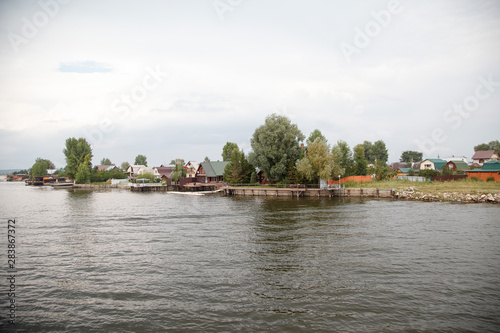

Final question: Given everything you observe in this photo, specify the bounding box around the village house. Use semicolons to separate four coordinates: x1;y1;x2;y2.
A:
471;150;499;166
126;165;146;176
153;166;174;182
137;167;154;176
184;161;199;178
445;160;469;172
420;158;447;171
467;160;500;181
95;165;118;172
196;161;228;183
396;168;412;176
444;156;469;165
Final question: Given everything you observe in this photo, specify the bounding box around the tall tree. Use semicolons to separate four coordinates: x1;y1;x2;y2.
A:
135;154;147;166
474;140;500;152
223;148;255;183
75;154;91;183
204;156;211;162
331;140;353;177
400;151;423;163
296;138;334;184
353;144;367;176
362;140;374;164
306;129;327;145
63;137;93;180
100;158;112;165
372;140;389;165
121;161;130;171
222;142;239;162
249;113;305;182
170;158;186;183
30;158;55;178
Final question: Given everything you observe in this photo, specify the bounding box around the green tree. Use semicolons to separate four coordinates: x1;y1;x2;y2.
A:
30;158;54;178
249;113;305;182
362;140;374;164
121;161;130;171
374;161;396;180
135;154;147;166
63;137;93;180
222;142;239;162
136;172;155;182
353;144;367;176
307;129;327;145
100;158;112;165
204;156;210;162
331;140;353;177
75;154;91;183
372;140;388;165
296;138;334;184
400;151;423;163
223;148;255;183
474;140;500;152
442;165;454;176
170;159;186;183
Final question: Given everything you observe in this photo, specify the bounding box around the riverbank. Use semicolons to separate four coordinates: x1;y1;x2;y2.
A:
351;179;500;203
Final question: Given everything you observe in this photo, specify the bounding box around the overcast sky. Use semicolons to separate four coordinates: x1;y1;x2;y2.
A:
1;0;499;169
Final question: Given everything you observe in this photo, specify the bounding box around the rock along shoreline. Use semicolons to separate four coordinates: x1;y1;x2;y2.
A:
395;187;500;204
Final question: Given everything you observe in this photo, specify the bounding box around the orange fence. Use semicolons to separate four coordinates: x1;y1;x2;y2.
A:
468;172;500;182
328;175;372;186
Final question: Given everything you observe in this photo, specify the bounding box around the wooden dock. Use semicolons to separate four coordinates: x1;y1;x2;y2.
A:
223;187;395;198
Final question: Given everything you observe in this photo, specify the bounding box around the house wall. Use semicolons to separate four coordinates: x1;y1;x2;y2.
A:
468;172;500;181
420;161;435;170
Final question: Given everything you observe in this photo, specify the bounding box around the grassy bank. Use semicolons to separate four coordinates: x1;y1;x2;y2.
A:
349;178;500;195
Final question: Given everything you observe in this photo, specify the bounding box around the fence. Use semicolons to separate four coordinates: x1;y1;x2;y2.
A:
431;175;467;182
396;176;428;182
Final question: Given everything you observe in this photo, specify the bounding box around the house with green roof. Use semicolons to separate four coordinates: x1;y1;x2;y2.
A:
446;160;469;172
467;160;500;181
420;159;447;171
196;161;229;183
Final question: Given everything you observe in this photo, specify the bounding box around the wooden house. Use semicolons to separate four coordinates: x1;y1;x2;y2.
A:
420;159;447;171
467;161;500;181
196;161;228;183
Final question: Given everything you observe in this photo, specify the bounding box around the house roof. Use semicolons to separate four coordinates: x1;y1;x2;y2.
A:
127;165;146;172
391;162;409;171
397;168;412;173
185;161;199;169
200;161;229;177
448;161;469;171
96;165;115;172
472;150;498;159
155;166;174;177
468;160;500;172
423;158;447;170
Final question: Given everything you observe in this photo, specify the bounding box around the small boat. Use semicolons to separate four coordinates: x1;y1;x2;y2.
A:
52;182;75;189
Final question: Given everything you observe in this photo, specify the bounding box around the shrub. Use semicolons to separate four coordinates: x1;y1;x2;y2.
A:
487;177;495;182
470;177;484;182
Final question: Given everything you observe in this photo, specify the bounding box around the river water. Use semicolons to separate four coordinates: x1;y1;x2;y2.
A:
0;182;499;332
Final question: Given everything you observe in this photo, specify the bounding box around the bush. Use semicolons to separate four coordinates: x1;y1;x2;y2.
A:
470;177;484;182
418;169;440;178
487;177;495;182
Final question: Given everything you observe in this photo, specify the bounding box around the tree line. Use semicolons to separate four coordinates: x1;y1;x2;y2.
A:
26;114;498;184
